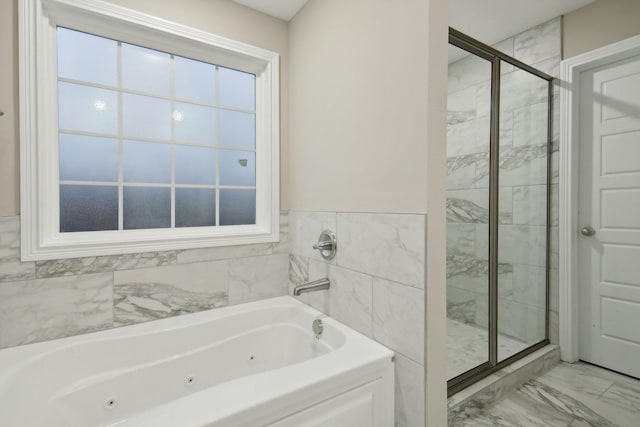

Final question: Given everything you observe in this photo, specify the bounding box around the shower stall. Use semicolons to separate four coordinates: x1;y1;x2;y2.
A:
446;28;553;394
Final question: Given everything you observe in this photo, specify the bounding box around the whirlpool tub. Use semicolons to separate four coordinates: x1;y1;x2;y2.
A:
0;296;394;426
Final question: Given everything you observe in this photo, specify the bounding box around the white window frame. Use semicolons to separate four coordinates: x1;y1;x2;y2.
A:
19;0;280;261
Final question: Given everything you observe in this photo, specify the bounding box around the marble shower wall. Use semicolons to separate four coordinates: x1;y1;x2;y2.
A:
446;17;560;345
288;210;426;427
0;213;289;348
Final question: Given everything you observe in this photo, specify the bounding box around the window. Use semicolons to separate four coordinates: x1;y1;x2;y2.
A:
19;0;279;260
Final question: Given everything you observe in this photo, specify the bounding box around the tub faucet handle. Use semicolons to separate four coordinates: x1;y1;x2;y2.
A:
313;230;337;260
313;241;333;250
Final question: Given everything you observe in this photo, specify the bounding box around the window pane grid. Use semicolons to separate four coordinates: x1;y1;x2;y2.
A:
56;77;256;115
215;57;221;227
58;130;256;152
59;181;256;189
170;52;176;228
57;28;257;231
117;42;124;231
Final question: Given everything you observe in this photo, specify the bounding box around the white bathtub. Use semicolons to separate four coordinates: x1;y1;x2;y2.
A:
0;296;394;426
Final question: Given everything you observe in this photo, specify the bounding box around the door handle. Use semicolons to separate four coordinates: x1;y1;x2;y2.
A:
581;226;596;237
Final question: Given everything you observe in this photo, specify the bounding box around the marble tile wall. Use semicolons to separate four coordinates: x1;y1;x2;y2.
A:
0;213;290;349
288;210;426;427
446;17;561;348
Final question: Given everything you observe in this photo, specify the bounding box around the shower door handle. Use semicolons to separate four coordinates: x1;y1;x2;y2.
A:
581;226;596;237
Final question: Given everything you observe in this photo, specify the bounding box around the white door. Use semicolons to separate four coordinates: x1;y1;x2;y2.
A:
578;52;640;379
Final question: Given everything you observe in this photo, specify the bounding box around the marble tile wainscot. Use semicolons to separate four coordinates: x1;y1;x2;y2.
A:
0;213;290;349
288;210;426;427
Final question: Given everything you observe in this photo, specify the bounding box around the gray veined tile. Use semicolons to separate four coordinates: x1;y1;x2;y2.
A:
372;277;424;363
500;70;550;112
516;380;618;427
113;261;228;326
0;259;36;283
447;223;476;256
512;264;547;309
476;223;547;268
448;50;493;94
514;17;561;66
475;296;544;344
37;251;178;278
228;254;289;305
0;216;21;259
533;363;640;427
513;102;550;148
0;273;113;349
446;318;490;379
395;353;424;427
499;110;515;150
447;286;477;324
448;258;512;302
475;81;491;119
536;363;615;399
472;152;490;189
337;212;425;288
327;266;373;337
450;376;619;427
448;85;478;125
0;216;35;282
447;188;513;224
288;254;310;304
600;381;640;415
447;251;513;296
447;117;491;157
304;258;331;314
448;154;478;190
114;282;227;327
447;197;489;224
513;185;549;226
447;253;490;283
270;211;290;254
288;254;309;288
532;55;561;79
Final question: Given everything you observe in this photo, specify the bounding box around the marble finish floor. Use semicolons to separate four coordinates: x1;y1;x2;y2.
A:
450;361;640;426
448;318;529;379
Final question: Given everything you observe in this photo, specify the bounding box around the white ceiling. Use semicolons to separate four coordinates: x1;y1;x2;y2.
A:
231;0;308;21
449;0;596;62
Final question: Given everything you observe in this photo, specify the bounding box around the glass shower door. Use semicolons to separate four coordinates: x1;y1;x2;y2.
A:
446;45;492;380
446;28;553;395
498;65;550;360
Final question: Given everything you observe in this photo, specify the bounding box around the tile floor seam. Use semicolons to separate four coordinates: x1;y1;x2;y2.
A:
598;382;615;398
450;361;640;426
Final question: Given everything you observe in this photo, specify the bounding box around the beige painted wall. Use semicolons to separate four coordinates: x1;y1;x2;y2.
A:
289;2;449;423
563;0;640;58
0;0;289;216
288;0;430;213
424;0;449;423
0;0;19;216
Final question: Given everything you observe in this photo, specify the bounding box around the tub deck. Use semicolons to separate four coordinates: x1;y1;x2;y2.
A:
0;296;394;426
